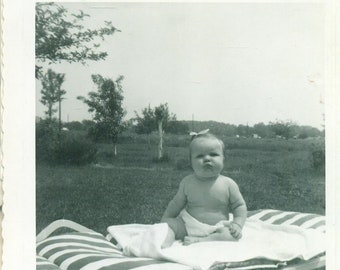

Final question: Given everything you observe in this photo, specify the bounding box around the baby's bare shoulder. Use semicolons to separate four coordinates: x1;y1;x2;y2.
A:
219;174;234;181
218;175;237;185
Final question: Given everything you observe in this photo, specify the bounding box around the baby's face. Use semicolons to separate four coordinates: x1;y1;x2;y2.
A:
190;138;224;180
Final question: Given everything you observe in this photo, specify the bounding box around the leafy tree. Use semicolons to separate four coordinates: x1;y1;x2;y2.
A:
135;105;156;148
253;122;274;138
63;121;84;131
165;121;189;135
78;75;126;156
36;118;60;161
35;2;120;78
154;103;176;159
123;118;136;132
40;69;66;122
269;120;295;139
182;120;237;136
236;124;251;138
298;126;322;138
82;119;96;131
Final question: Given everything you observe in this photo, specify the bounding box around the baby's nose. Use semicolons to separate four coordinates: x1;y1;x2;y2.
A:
203;155;211;161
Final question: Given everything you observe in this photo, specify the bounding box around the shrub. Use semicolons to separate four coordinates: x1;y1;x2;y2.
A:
36;119;60;162
87;124;110;143
36;119;98;165
311;150;325;169
53;132;98;165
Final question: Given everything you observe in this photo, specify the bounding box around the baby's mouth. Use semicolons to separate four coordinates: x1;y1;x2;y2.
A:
203;164;213;169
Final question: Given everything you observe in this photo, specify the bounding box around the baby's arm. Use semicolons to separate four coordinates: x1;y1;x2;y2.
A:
161;180;187;240
228;180;247;239
161;180;187;220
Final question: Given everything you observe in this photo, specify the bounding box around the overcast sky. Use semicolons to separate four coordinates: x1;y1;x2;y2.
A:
35;2;325;129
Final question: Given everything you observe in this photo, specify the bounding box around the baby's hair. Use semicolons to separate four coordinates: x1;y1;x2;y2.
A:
189;131;226;157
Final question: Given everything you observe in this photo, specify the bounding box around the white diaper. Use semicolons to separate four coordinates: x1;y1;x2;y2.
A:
179;209;226;237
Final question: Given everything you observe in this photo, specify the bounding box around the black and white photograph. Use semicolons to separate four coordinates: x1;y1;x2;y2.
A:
2;0;339;269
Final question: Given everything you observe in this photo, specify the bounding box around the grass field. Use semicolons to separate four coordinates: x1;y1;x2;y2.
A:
36;136;325;235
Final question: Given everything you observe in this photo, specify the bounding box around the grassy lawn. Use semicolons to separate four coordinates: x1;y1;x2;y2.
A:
36;137;325;235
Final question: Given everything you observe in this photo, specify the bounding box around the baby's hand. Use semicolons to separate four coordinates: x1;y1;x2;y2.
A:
229;222;242;240
183;236;201;245
220;220;232;227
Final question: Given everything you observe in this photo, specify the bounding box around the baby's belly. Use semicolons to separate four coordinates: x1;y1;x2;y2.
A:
186;207;229;225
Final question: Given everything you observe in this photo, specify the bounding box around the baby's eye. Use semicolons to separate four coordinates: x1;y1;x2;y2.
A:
210;153;220;157
195;154;204;158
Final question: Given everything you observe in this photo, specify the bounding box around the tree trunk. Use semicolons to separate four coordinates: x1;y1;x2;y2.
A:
48;104;53;120
147;133;151;150
158;120;163;159
58;98;62;133
113;143;117;156
111;135;118;157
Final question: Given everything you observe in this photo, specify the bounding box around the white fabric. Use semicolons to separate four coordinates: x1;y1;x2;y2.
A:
107;223;169;259
179;209;226;237
107;219;325;270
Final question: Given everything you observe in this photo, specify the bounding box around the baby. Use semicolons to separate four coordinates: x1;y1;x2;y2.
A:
161;130;247;246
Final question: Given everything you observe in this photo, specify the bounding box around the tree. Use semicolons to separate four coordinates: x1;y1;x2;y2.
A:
253;122;274;138
269;120;295;139
78;75;126;156
154;103;176;159
40;69;66;123
165;121;189;135
236;124;251;138
35;2;120;78
63;121;84;131
298;126;322;138
135;105;156;148
82;119;96;131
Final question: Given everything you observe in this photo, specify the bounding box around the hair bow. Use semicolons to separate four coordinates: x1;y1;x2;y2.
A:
189;129;210;139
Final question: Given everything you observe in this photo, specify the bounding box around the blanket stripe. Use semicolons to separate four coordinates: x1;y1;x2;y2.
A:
98;260;170;270
113;263;194;270
247;209;325;233
61;255;148;270
36;255;62;270
36;231;191;270
37;209;325;270
38;243;120;258
37;233;118;251
48;248;124;262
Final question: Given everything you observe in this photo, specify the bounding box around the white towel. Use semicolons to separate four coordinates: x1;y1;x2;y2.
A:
107;219;325;270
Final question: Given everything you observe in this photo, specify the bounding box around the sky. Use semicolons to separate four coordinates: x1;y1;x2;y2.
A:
35;2;325;129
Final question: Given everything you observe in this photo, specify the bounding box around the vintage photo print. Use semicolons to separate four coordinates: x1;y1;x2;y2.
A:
2;0;339;269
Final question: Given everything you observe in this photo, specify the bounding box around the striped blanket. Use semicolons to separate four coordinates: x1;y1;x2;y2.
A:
247;210;325;233
36;209;325;270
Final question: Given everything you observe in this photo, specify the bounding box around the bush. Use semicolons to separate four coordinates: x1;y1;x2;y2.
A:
36;119;97;165
53;132;98;165
36;119;60;162
87;124;110;143
311;150;325;169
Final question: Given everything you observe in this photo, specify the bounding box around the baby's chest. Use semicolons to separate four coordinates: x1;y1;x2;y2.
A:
186;184;229;206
